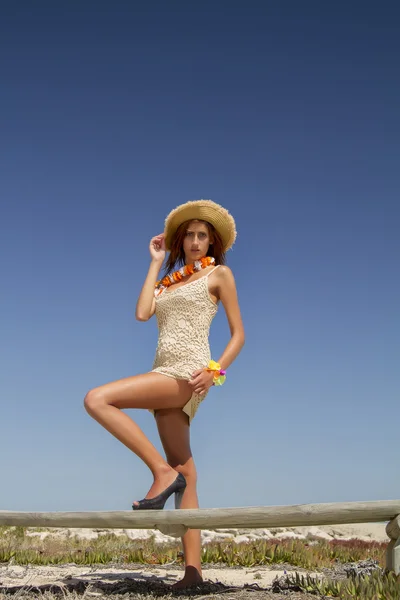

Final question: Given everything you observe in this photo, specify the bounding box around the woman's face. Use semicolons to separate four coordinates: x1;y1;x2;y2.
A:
182;220;212;262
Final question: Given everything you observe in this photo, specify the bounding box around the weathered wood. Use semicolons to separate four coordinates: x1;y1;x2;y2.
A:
157;523;187;537
386;515;400;540
386;516;400;574
157;488;187;537
0;500;399;530
386;539;400;575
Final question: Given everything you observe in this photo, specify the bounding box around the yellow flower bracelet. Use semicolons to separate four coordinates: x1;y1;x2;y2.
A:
204;360;226;386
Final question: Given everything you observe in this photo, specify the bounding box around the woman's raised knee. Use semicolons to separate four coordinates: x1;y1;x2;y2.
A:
84;388;107;415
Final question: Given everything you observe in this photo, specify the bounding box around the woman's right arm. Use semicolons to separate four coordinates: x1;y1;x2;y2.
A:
135;233;166;321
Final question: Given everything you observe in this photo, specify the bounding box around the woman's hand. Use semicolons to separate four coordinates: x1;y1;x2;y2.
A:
149;233;166;263
189;368;215;396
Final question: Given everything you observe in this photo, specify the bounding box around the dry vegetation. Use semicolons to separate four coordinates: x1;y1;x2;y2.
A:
0;526;399;599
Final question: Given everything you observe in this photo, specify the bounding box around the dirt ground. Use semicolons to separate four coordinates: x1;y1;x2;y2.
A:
0;562;325;599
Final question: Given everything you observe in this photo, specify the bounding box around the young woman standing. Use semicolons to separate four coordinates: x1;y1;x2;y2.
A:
84;200;245;588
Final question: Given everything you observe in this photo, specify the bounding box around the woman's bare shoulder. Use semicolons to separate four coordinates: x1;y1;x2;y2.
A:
216;265;235;279
213;265;237;293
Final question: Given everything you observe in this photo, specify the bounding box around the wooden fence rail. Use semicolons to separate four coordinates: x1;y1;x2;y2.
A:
1;499;399;574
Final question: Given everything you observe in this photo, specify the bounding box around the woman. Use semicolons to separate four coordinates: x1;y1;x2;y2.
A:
84;199;245;589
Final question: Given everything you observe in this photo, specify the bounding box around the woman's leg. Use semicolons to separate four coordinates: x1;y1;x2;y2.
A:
155;407;202;589
83;373;192;503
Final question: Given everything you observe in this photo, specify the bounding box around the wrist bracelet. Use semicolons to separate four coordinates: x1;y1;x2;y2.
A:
204;360;226;386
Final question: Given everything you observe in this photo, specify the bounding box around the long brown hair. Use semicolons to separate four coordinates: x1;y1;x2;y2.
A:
163;220;226;276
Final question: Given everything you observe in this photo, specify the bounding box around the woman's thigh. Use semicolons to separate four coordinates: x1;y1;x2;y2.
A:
85;373;192;411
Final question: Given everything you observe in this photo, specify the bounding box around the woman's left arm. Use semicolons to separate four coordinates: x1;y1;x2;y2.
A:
215;266;245;371
189;266;245;395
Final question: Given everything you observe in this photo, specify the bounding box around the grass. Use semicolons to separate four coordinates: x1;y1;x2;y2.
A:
0;525;387;568
0;526;399;599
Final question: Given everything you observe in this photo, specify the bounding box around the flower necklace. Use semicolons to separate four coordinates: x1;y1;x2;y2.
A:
154;256;215;297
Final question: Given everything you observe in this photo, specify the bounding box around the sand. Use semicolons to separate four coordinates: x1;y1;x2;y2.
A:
23;521;389;543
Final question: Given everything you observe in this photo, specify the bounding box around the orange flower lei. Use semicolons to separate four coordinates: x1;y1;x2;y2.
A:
155;256;215;297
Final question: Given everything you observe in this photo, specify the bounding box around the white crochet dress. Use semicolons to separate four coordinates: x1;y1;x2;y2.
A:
150;265;220;422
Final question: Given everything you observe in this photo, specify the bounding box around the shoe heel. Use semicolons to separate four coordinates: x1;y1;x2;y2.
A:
174;487;185;509
132;472;187;511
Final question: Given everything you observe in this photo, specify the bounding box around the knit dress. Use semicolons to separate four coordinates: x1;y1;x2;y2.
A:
150;265;220;422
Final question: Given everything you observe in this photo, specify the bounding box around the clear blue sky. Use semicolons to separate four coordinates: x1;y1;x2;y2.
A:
1;1;399;513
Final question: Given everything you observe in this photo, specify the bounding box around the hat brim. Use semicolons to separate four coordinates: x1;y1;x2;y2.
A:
164;200;236;252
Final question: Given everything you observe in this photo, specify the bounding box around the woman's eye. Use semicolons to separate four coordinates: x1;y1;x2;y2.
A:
186;231;207;239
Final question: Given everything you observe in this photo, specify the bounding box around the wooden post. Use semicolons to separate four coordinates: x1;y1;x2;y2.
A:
386;515;400;574
156;491;187;538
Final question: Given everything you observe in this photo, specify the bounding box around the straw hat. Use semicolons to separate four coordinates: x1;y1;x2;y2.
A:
164;199;237;251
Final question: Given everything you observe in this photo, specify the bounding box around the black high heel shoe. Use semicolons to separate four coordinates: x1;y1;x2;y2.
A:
132;473;186;510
